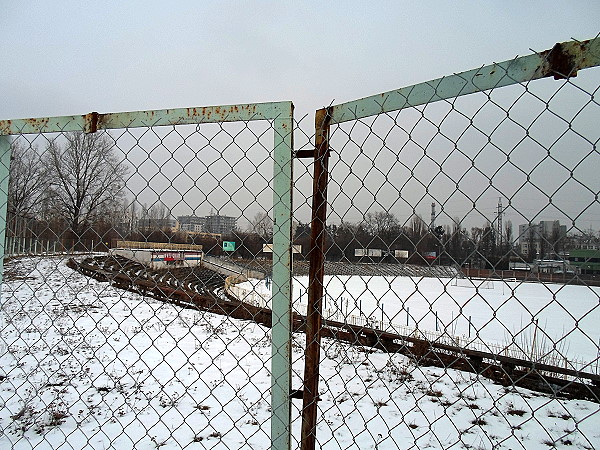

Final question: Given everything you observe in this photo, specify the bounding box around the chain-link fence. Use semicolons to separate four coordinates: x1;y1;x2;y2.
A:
0;104;295;449
1;37;600;450
295;38;600;449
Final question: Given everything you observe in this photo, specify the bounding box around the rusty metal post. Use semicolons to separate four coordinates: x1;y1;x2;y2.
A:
300;107;331;450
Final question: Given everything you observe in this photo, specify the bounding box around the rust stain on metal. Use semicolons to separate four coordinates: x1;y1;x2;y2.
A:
301;105;333;450
181;104;259;120
538;39;593;80
314;107;332;156
0;119;13;135
545;42;577;79
84;112;99;133
1;116;51;135
25;117;49;127
96;113;106;130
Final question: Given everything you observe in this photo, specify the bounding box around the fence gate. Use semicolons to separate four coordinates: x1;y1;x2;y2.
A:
0;103;294;448
1;37;600;450
299;38;600;449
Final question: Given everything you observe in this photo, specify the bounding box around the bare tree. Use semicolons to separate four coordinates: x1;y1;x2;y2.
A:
408;214;427;241
248;211;273;241
504;220;513;254
125;199;139;233
149;201;169;221
363;211;400;238
8;140;47;217
7;140;48;240
45;131;129;240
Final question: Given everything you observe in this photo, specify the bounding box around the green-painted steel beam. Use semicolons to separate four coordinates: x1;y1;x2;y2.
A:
0;100;296;449
329;37;600;124
0;136;11;287
0;101;292;135
271;104;294;450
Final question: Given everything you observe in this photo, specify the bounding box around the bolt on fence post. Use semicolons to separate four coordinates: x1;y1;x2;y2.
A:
271;106;294;450
301;107;332;450
0;136;11;289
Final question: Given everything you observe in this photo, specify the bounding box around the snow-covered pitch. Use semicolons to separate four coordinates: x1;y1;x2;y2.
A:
241;274;600;370
1;257;599;449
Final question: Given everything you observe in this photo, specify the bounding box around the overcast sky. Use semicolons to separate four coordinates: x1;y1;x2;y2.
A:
1;2;599;232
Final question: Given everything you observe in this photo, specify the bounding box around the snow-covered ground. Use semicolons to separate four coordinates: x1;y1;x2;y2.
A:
240;275;600;371
1;257;599;449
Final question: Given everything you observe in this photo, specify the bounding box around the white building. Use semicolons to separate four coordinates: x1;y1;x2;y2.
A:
518;220;567;257
110;241;203;270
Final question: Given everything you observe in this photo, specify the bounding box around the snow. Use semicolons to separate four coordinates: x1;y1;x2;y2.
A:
242;275;600;370
0;256;599;449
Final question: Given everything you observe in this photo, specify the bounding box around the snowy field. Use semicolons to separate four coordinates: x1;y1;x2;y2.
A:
241;275;600;370
1;257;599;449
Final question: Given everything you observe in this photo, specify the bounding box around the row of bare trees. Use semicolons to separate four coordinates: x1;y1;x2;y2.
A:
6;132;567;265
287;212;518;268
219;210;519;267
8;132;129;250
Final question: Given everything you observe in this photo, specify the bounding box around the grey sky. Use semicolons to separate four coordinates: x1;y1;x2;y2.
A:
1;2;599;232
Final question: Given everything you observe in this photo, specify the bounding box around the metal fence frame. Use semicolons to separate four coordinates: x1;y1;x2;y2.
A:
299;37;600;449
0;102;295;449
0;36;599;449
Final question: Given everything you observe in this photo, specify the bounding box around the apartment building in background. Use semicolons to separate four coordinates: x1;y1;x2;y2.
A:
518;220;567;257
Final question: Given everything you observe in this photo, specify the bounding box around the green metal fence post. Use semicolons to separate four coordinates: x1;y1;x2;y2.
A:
0;136;11;288
271;103;294;450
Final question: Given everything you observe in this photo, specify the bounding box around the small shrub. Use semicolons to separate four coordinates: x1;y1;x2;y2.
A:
426;389;443;398
547;410;571;420
374;400;388;408
471;417;487;426
48;409;69;427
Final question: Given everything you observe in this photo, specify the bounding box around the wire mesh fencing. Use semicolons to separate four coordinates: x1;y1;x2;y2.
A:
0;104;295;449
0;37;599;450
295;38;600;449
